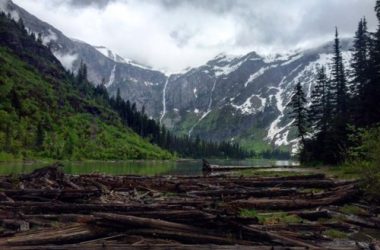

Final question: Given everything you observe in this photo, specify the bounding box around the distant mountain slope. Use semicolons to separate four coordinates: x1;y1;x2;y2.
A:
1;0;166;118
0;12;172;160
161;42;352;152
1;0;353;153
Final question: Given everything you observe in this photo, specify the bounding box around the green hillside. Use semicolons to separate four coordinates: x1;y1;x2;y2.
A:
0;13;172;160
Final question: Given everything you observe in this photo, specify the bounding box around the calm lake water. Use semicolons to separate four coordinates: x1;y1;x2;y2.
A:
0;159;297;176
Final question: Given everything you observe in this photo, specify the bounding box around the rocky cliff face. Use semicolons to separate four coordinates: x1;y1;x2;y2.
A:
2;0;353;152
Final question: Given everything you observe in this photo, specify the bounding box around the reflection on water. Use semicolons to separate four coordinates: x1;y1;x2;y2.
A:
0;159;297;176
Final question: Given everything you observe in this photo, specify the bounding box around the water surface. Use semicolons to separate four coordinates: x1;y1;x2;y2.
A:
0;159;297;176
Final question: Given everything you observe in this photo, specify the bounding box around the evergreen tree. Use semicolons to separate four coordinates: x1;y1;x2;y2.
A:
366;1;380;125
329;29;349;162
332;28;348;118
76;61;87;84
350;18;371;126
288;82;308;148
309;66;330;132
115;88;122;108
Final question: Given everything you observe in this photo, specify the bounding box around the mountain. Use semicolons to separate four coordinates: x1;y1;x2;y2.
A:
162;43;352;153
0;11;172;160
1;0;167;118
1;0;353;153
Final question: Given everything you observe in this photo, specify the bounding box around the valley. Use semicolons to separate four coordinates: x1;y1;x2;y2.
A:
0;0;380;249
0;0;354;153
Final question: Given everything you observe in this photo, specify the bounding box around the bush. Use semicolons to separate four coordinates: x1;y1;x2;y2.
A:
346;126;380;202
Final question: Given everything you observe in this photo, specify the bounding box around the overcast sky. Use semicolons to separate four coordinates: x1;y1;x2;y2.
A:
12;0;377;73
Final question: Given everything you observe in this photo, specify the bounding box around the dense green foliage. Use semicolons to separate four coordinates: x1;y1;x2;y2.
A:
0;12;172;160
344;127;380;202
291;1;380;165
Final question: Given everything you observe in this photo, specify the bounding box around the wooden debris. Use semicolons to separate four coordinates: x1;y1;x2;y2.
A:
0;164;374;249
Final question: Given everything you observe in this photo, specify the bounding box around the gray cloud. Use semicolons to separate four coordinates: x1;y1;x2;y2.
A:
61;0;111;8
12;0;378;72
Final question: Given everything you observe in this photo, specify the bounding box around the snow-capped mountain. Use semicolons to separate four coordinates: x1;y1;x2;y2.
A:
159;41;352;152
2;0;353;152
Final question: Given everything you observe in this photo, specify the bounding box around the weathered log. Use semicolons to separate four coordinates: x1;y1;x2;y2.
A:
252;223;327;232
21;214;95;224
328;210;380;229
187;187;298;198
94;213;205;234
0;192;14;202
230;185;358;210
0;224;108;246
0;201;203;214
2;189;101;201
126;229;254;245
112;209;216;223
231;222;320;249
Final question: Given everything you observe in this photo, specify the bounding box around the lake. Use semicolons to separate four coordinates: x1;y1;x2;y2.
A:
0;159;297;176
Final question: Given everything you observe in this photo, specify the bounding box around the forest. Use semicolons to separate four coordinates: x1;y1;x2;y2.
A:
289;1;380;169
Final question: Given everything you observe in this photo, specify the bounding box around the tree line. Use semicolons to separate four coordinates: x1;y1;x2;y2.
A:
289;0;380;164
70;62;252;159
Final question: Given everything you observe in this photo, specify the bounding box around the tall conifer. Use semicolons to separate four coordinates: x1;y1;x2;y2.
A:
289;82;308;147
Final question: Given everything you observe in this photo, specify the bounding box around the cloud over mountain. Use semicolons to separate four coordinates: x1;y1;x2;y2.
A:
13;0;376;72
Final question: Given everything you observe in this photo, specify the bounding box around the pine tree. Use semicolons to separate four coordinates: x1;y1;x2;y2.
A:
115;88;122;108
309;66;330;132
366;1;380;125
288;82;308;147
76;61;87;84
332;28;348;118
329;28;349;163
350;18;371;126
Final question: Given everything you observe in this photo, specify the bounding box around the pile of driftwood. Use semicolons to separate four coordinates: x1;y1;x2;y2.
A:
0;163;378;249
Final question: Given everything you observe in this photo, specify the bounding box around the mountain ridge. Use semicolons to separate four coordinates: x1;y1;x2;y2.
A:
1;0;354;153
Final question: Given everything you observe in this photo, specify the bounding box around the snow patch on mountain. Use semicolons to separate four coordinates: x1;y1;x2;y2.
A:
193;88;198;98
281;53;303;66
267;79;289;143
263;50;300;64
244;65;277;87
214;53;242;62
213;62;244;77
231;95;266;115
211;54;249;77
